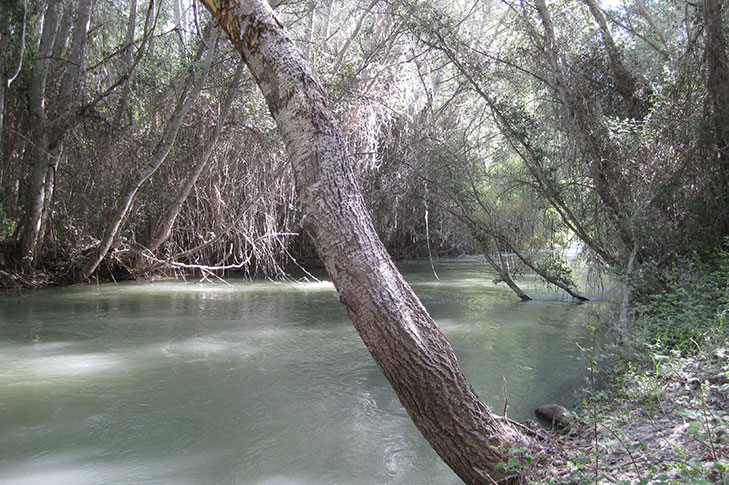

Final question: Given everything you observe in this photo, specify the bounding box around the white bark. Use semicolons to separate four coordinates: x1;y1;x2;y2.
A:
18;0;64;268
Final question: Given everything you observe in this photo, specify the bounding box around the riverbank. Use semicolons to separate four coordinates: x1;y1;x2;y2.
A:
0;268;51;290
536;249;729;484
539;343;729;484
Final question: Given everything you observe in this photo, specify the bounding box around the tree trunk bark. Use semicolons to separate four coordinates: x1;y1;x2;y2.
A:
703;0;729;197
57;0;94;110
82;27;219;279
18;0;63;269
302;1;315;60
198;1;529;483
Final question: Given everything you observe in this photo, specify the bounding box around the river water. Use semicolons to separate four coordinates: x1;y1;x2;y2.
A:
0;259;605;484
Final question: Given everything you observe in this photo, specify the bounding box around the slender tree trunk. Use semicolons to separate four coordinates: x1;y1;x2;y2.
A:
147;63;244;253
472;228;532;301
0;0;27;154
582;0;643;119
18;0;94;270
18;0;63;269
36;157;59;250
51;3;73;61
199;1;529;483
82;28;219;279
616;242;638;343
113;0;138;127
331;0;379;74
303;1;315;60
0;84;5;161
634;0;669;55
57;0;94;110
534;0;634;256
703;0;729;196
19;132;57;268
173;0;186;52
495;236;589;301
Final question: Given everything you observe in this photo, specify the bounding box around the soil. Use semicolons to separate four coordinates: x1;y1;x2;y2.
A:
537;346;729;484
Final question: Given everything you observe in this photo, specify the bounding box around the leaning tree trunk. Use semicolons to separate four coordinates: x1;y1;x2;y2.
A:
581;0;643;119
82;28;218;279
497;237;589;302
477;235;531;302
147;63;244;253
198;1;529;483
487;250;531;302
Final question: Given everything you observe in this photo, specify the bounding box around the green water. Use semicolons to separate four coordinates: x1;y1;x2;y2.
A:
0;259;606;484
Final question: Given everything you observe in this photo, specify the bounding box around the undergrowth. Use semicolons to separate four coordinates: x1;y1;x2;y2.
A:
534;244;729;484
634;243;729;354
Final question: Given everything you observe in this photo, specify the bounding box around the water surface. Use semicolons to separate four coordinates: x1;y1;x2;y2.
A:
0;259;604;484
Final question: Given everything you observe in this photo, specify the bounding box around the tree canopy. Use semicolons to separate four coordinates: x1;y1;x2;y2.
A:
1;0;726;290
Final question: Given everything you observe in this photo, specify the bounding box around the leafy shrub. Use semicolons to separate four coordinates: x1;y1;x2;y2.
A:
635;243;729;352
0;203;16;240
536;253;578;290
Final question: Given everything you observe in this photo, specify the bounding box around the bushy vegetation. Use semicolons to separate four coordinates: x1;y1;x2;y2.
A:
634;243;729;353
544;243;729;484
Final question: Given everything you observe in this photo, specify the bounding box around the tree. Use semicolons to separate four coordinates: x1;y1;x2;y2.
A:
18;0;94;270
146;64;245;254
81;27;219;279
703;0;729;199
197;0;530;482
0;0;27;156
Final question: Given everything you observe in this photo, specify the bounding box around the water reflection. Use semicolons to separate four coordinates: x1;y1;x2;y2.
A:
0;259;607;484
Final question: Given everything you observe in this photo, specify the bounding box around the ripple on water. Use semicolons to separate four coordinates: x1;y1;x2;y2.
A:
0;261;601;485
0;448;228;485
1;351;126;386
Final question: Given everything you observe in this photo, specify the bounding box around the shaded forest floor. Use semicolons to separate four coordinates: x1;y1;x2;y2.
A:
544;345;729;484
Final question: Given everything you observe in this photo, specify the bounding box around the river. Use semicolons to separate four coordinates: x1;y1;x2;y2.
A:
0;258;605;484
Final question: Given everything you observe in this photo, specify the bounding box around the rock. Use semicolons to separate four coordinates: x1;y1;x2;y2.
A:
535;404;571;427
686;377;701;390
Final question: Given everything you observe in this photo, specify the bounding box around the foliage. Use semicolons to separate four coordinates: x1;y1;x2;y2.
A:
0;203;15;241
1;0;729;292
546;333;729;483
634;243;729;352
535;253;578;290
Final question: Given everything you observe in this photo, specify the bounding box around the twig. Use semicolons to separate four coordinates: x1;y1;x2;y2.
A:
597;422;643;481
502;376;509;418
